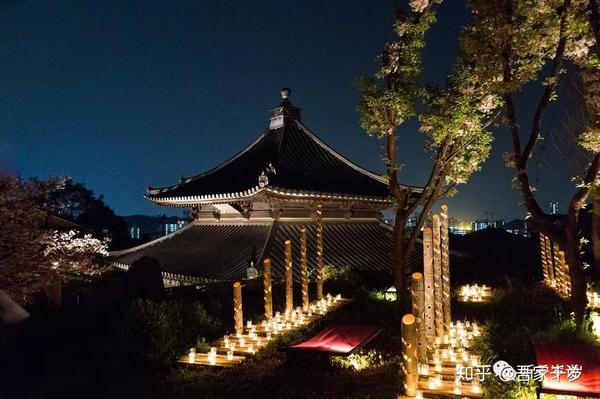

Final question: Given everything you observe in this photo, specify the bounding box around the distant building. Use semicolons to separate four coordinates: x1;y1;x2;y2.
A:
406;217;418;228
504;219;530;237
550;201;559;215
164;221;186;236
129;226;141;240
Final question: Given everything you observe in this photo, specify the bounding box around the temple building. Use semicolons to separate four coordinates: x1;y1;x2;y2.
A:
110;88;422;286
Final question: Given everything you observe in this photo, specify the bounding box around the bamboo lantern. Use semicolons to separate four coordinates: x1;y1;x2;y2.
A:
545;235;555;285
440;205;451;332
300;228;309;310
285;240;293;314
315;203;324;300
558;250;571;297
553;243;566;297
233;281;243;333
263;258;273;320
432;215;444;338
402;314;418;397
423;226;435;349
411;272;426;361
539;233;550;286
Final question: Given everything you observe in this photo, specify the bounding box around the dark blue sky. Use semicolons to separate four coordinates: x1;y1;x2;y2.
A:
1;0;576;219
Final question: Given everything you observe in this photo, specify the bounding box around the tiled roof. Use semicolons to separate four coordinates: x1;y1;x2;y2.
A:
146;108;421;205
110;222;272;282
109;220;428;284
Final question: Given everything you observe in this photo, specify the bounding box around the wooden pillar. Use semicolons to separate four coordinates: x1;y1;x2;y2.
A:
553;243;565;297
300;228;309;310
411;272;426;361
558;250;571;297
545;235;555;285
315;203;324;300
263;258;273;321
285;240;293;314
233;282;243;333
540;233;550;285
440;204;451;332
402;314;418;397
432;215;444;338
423;227;435;349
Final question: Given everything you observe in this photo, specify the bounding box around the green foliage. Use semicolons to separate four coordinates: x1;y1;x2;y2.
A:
331;349;385;371
470;281;599;399
358;1;498;202
322;264;352;282
115;299;221;369
535;317;600;345
472;281;570;366
358;8;437;136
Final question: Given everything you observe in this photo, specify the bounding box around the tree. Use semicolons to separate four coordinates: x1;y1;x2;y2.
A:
41;177;129;250
463;0;600;326
0;175;109;303
358;0;498;291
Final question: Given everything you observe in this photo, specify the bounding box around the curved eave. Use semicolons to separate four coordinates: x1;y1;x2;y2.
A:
145;185;406;207
112;262;218;285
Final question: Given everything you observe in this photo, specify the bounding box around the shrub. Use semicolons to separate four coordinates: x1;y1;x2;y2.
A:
114;299;221;369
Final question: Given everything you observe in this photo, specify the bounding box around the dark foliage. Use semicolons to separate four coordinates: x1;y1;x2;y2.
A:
451;229;541;286
125;256;165;300
42;178;130;250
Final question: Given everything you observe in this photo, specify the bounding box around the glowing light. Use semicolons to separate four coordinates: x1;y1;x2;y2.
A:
188;348;196;364
458;284;492;303
453;378;462;394
591;311;600;337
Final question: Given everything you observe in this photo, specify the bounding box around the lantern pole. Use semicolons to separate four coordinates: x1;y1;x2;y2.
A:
315;203;324;300
263;258;273;321
300;228;309;310
285;240;294;315
233;281;243;333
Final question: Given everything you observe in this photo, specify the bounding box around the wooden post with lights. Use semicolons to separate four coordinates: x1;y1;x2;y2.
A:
233;282;243;333
553;243;567;297
440;204;451;332
539;233;550;285
544;236;556;287
423;226;435;349
285;240;293;315
558;250;571;298
315;203;324;300
300;228;309;310
411;272;426;361
263;258;273;321
401;314;418;397
432;214;444;338
545;235;555;285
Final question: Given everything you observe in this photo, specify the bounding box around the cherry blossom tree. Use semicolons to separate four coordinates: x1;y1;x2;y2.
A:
0;175;109;304
463;0;600;326
358;0;499;291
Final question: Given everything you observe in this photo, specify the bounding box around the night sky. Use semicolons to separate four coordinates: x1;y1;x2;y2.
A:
0;1;577;220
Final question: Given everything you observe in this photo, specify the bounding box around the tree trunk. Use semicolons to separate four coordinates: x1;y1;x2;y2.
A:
593;188;600;273
393;207;409;293
564;213;588;328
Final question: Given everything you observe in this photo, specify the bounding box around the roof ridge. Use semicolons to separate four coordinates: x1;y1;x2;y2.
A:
293;120;388;184
147;129;271;195
294;120;423;192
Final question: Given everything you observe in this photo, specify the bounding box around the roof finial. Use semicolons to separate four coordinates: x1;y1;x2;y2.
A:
280;87;291;100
